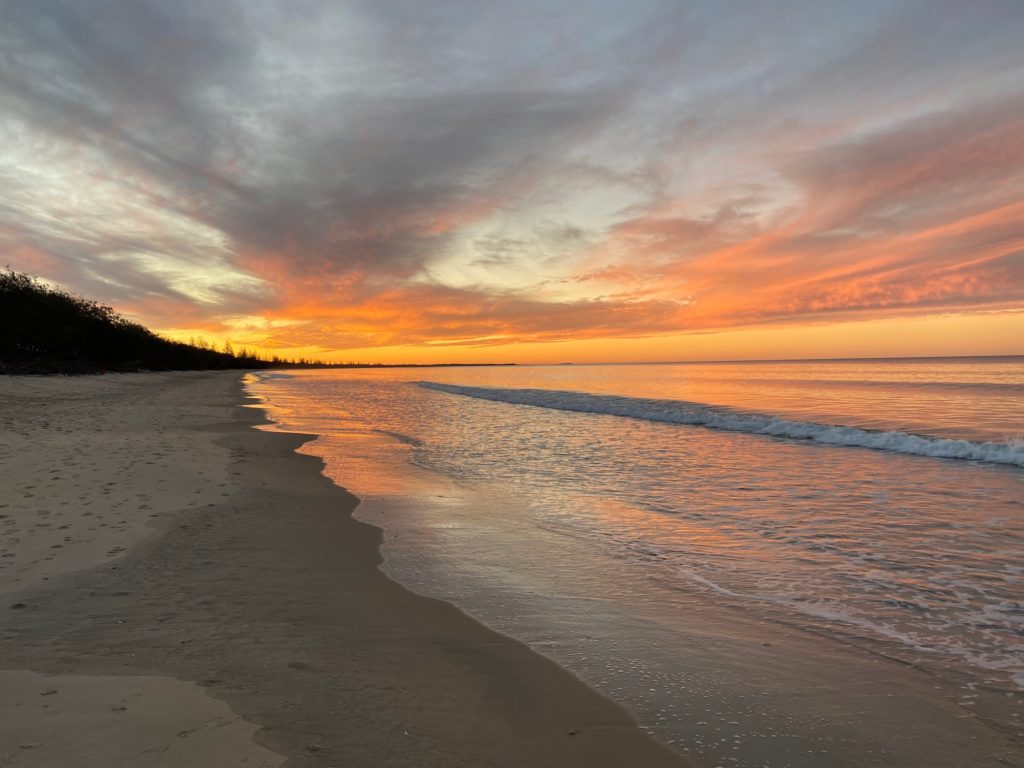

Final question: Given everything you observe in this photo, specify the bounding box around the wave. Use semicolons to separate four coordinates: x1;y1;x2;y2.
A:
372;428;423;447
418;382;1024;467
738;378;1024;394
250;370;295;381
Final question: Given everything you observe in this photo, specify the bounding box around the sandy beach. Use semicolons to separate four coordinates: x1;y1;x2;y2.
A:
0;371;688;767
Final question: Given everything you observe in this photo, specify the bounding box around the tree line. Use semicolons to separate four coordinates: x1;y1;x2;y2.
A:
0;269;330;374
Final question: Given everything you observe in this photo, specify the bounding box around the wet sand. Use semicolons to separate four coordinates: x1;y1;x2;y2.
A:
0;371;688;767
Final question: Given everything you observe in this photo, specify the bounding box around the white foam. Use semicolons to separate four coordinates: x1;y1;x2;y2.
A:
418;382;1024;468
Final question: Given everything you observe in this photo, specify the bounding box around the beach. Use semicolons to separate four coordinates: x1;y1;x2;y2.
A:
0;371;687;767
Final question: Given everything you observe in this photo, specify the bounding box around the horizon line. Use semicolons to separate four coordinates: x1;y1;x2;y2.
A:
477;353;1024;367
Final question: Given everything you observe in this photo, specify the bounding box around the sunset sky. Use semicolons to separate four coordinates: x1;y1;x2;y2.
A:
2;0;1023;363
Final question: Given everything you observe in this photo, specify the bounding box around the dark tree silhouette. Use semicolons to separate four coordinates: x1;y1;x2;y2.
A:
0;269;287;373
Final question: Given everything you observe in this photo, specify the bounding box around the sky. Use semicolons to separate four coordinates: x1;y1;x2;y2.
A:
2;0;1023;364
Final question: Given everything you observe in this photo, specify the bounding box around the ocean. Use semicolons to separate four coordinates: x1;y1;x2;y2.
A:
248;357;1024;767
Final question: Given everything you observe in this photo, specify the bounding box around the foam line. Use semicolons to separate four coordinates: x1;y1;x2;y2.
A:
419;382;1024;467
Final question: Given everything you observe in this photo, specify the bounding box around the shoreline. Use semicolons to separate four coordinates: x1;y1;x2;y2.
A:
0;371;689;766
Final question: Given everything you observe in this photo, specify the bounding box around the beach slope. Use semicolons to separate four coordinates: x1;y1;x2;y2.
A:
0;371;687;767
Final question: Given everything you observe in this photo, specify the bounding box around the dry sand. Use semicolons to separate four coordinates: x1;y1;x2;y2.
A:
0;371;689;767
0;373;235;597
0;670;283;768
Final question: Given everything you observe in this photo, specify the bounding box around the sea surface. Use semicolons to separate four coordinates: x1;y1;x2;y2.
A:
248;358;1024;767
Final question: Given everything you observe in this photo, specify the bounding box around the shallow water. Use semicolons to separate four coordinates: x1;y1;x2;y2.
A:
249;358;1024;766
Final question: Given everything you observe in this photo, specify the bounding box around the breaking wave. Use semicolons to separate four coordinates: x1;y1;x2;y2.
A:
419;382;1024;467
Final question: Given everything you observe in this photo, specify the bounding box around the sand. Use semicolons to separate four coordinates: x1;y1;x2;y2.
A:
0;670;283;767
0;371;689;767
0;373;235;597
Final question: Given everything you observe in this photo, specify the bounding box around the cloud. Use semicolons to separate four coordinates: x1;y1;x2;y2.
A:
590;90;1024;330
1;0;1022;355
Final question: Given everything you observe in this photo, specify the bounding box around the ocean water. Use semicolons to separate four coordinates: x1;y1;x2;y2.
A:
248;358;1024;766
